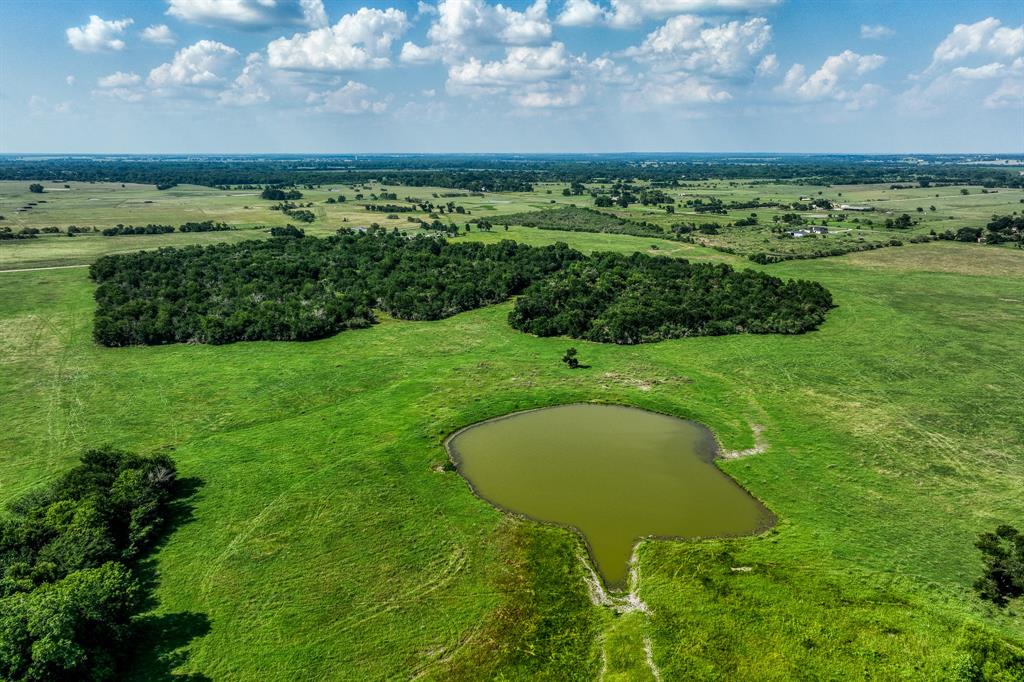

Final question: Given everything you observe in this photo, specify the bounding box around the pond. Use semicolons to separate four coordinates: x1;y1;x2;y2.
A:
447;404;774;590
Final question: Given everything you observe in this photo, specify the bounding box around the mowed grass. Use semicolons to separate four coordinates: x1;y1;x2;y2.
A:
1;223;1023;677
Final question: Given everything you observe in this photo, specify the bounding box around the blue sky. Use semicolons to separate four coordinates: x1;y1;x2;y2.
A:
1;0;1021;153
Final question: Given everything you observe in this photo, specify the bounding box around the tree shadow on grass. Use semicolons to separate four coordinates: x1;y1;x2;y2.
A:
128;475;213;681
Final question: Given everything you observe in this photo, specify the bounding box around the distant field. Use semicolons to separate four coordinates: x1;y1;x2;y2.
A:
1;181;1022;679
4;179;1020;267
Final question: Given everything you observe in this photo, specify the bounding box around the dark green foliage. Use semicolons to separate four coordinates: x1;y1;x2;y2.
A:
0;448;178;681
562;347;579;369
28;184;43;194
269;224;305;238
494;206;665;238
985;214;1024;246
89;230;584;346
102;224;175;236
509;252;834;344
178;220;232;233
260;187;303;201
974;525;1024;607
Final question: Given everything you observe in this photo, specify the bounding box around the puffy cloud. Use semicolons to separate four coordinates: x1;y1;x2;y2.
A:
267;8;409;71
306;80;389;113
65;75;76;86
950;62;1007;80
428;0;552;48
447;42;572;92
755;53;778;76
445;42;605;109
142;24;177;45
556;0;605;27
166;0;327;29
625;15;772;77
148;40;241;89
97;71;142;88
66;15;133;52
219;53;271;105
860;24;893;40
400;41;444;64
932;17;1023;66
777;50;885;109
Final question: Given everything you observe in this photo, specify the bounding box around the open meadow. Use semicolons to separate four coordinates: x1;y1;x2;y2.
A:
1;177;1022;679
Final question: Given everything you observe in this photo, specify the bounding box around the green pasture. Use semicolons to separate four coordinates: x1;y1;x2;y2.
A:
1;182;1022;679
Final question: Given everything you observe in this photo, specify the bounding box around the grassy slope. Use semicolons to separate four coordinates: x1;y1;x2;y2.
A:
1;220;1022;677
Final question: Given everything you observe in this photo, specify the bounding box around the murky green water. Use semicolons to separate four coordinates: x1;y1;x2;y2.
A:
448;404;773;589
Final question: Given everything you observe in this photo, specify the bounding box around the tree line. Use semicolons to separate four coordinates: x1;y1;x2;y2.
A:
5;156;1023;191
0;448;181;681
101;221;234;236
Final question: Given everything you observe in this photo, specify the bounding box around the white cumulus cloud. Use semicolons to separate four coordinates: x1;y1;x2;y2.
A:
166;0;327;29
625;15;772;77
66;15;133;52
142;24;177;45
778;50;886;108
428;0;552;48
931;17;1023;66
97;71;142;88
267;7;409;71
148;40;241;89
556;0;605;27
400;41;444;64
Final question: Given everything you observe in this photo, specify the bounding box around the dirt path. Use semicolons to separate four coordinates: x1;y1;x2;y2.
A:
0;264;90;274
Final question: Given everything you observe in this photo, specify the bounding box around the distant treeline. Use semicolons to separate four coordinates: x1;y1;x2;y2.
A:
101;221;234;236
0;448;180;681
89;229;583;346
3;156;1022;189
509;252;834;343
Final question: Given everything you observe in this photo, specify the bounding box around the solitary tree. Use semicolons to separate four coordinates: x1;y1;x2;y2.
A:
28;183;44;193
562;347;580;369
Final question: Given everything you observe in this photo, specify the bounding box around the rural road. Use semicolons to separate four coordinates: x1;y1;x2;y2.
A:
0;264;90;274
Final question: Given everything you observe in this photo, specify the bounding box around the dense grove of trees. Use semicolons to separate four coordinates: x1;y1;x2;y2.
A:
494;206;665;238
261;187;303;200
508;252;834;344
0;448;179;681
90;229;583;346
985;214;1024;246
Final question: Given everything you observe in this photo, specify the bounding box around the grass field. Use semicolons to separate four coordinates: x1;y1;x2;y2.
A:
1;183;1023;679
